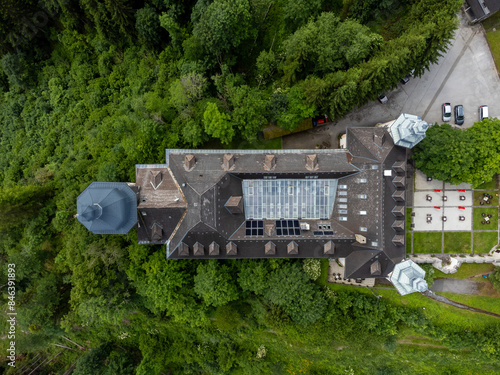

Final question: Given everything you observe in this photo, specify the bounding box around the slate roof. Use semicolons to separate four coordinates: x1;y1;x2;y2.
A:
465;0;500;21
157;129;407;278
77;182;137;234
389;260;428;295
388;114;429;149
78;126;409;279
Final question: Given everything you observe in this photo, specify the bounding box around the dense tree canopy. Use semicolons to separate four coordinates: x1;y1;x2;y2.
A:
1;0;488;374
412;120;500;187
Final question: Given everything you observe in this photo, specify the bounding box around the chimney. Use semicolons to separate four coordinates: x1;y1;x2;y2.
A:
370;261;381;276
223;154;235;170
150;170;162;189
209;242;220;256
324;241;335;255
193;242;204;256
226;242;237;255
178;242;189;256
265;241;276;255
151;223;162;241
264;154;276;171
306;154;318;171
287;241;299;255
184;154;196;170
224;196;243;214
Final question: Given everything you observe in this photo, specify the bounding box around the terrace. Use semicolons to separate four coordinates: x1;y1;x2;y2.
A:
407;171;499;255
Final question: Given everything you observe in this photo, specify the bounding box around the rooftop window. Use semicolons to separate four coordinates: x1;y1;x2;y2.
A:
242;178;338;220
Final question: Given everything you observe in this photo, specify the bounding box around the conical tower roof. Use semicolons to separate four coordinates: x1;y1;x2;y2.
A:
77;182;137;234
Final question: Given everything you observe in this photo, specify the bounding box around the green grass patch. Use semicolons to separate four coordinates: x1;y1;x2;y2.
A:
444;232;471;253
473;190;499;206
372;287;500;330
475;177;498;189
406;232;412;254
473;207;498;230
473;232;499;253
485;14;500;74
436;292;500;315
406;208;412;231
413;232;442;254
318;258;330;286
434;263;495;279
482;12;500;30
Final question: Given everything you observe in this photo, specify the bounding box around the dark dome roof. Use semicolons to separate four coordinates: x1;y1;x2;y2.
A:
77;182;137;234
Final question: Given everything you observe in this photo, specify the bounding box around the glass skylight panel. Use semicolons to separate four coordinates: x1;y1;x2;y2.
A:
242;179;338;219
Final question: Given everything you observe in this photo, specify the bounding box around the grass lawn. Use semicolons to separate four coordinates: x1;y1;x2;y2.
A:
473;190;499;206
434;263;495;279
406;232;412;254
473;207;498;230
473;232;499;253
436;292;500;314
413;232;442;254
373;286;500;330
406;208;412;230
475;177;498;190
443;232;471;253
484;13;500;74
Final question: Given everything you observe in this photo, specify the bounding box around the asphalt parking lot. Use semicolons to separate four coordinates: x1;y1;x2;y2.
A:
284;12;500;149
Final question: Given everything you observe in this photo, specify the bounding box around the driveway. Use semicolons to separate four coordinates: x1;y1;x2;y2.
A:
283;12;500;149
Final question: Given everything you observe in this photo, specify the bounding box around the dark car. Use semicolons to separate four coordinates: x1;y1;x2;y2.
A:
400;75;410;85
377;94;388;104
454;105;464;125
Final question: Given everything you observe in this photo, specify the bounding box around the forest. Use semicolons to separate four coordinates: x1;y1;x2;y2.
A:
3;0;500;374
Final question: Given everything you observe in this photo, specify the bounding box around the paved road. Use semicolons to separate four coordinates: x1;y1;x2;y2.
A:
283;12;500;150
430;278;482;294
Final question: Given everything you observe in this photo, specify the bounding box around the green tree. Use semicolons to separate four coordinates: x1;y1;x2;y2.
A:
194;260;239;307
237;260;270;295
413;121;500;187
276;86;317;130
192;0;254;55
203;101;234;145
230;85;267;141
488;267;500;293
264;263;327;325
135;5;161;45
73;344;112;375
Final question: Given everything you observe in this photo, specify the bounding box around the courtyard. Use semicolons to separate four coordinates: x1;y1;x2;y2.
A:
407;171;499;255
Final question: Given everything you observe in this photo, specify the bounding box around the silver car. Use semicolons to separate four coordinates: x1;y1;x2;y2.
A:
442;103;452;122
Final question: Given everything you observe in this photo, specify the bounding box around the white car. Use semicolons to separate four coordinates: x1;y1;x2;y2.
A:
442;103;452;122
479;105;489;121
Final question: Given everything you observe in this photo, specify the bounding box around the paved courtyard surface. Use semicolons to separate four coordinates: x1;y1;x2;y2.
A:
412;170;473;231
408;170;499;254
430;278;481;295
283;11;500;150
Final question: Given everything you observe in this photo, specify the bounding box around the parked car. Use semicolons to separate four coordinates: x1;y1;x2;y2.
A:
442;103;452;122
400;75;410;85
312;114;328;126
479;105;489;121
454;104;464;125
377;94;388;104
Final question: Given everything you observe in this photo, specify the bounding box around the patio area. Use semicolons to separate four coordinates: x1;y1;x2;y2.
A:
408;171;499;254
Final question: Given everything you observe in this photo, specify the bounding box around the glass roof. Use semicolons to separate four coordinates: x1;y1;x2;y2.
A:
242;179;338;220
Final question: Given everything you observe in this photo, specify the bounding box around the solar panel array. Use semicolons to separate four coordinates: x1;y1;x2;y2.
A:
313;231;334;236
276;220;301;236
242;179;338;220
245;220;264;236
